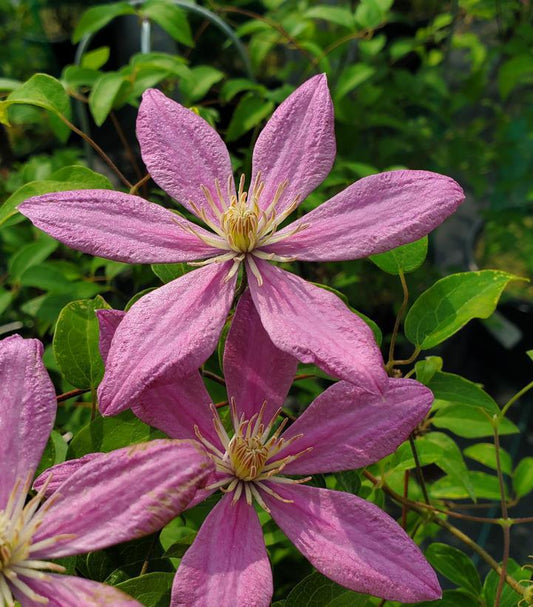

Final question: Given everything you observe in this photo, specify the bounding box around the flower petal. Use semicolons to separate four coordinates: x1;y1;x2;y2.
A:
272;378;433;474
98;262;236;416
13;573;142;606
247;259;387;394
251;74;335;215
262;484;441;602
171;493;272;607
18;190;221;263
96;308;219;445
132;372;220;447
33;439;213;558
0;336;55;508
96;308;125;363
137;88;234;224
33;452;104;498
224;290;297;421
262;170;465;260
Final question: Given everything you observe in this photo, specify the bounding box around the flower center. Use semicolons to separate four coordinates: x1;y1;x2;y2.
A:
194;400;312;512
227;435;269;481
184;172;309;286
0;477;70;606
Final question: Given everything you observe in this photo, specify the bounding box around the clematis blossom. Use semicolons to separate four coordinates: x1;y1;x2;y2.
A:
77;292;442;606
0;334;213;607
18;74;464;415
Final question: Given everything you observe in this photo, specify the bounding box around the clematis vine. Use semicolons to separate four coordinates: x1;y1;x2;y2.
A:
0;334;213;607
74;292;442;606
19;74;464;415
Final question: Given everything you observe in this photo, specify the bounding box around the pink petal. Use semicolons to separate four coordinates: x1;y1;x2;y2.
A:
262;170;465;260
137;89;234;224
247;259;387;394
14;573;142;606
262;484;441;602
171;493;272;607
33;452;104;498
224;290;297;421
132;371;220;447
19;189;220;263
98;262;236;416
96;308;219;444
251;74;335;216
96;309;125;363
272;378;433;474
0;336;55;507
33;439;213;558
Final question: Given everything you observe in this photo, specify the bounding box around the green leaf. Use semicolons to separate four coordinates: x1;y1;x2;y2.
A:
116;572;174;607
431;471;504;500
68;410;165;458
73;2;136;43
414;356;443;385
163;529;197;558
432;406;518;438
427;370;499;414
226;93;274;142
220;78;266;102
513;457;533;498
527;349;533;362
370;236;428;275
417;589;482;607
142;0;193;47
89;72;127;126
404;271;521;349
426;543;482;595
62;66;101;89
354;0;386;29
2;74;71;122
484;559;529;607
305;6;355;29
424;432;476;500
151;263;192;283
334;64;376;100
0;78;22;91
498;55;533;99
0;166;112;226
53;296;111;390
180;66;224;103
285;572;369;606
9;237;58;280
464;443;512;475
80;46;110;70
335;470;361;494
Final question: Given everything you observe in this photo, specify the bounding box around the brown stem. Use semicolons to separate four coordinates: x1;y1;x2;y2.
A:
409;434;430;505
387;269;409;373
387;347;422;369
363;470;525;596
202;369;226;386
493;424;510;607
57;388;90;402
129;173;151;195
57;114;132;189
110;110;144;183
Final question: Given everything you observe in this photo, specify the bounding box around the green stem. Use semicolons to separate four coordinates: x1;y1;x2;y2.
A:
387;269;409;370
409;434;430;505
493;423;511;607
500;379;533;418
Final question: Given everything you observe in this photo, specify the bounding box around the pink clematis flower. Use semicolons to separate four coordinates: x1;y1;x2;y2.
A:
0;334;213;607
86;293;442;606
19;74;464;415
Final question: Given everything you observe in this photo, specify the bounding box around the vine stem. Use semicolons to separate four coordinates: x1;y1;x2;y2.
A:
109;110;144;183
363;470;525;597
57;388;90;402
202;369;226;386
409;434;430;504
493;422;511;607
500;379;533;418
387;269;409;371
57;114;133;189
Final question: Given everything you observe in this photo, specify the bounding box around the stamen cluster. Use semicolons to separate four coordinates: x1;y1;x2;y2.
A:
184;173;308;285
0;477;67;606
194;401;311;513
